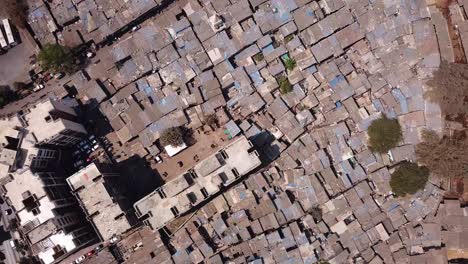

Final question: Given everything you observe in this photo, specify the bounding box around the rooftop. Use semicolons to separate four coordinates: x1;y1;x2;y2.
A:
23;99;87;144
67;163;132;241
134;136;261;230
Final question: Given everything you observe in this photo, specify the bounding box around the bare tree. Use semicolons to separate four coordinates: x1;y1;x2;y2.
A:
204;114;218;128
160;127;184;147
426;61;468;118
415;130;468;178
2;0;29;29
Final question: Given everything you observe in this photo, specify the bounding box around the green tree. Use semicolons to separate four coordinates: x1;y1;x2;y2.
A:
284;57;296;71
19;257;40;264
277;75;293;94
390;161;429;196
367;116;402;153
37;44;75;73
160;127;184;147
284;35;294;44
253;52;264;63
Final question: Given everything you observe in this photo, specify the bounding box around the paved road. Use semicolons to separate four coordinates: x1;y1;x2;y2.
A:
0;76;71;118
2;240;19;264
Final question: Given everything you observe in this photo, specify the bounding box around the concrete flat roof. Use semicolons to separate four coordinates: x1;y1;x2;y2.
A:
24;99;87;143
67;163;131;241
134;136;261;230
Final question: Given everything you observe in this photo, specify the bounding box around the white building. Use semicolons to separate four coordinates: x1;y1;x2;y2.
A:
0;100;94;264
0;116;60;178
67;163;133;241
3;169;95;264
23;99;87;147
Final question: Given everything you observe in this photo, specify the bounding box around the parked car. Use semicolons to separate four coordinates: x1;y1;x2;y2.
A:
33;84;44;92
74;255;86;263
73;160;84;168
95;244;104;252
54;72;65;79
131;25;141;32
155;156;162;164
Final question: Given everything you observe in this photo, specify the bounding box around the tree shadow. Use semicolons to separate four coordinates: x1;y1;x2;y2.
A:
0;85;19;109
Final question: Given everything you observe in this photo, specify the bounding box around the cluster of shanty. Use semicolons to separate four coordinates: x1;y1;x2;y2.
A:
5;0;468;262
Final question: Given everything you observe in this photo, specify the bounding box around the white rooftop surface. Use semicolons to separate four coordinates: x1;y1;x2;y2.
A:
37;231;77;264
0;163;9;178
0;116;22;147
67;164;131;240
5;169;46;210
164;142;188;157
17;196;55;226
21;133;42;168
134;136;261;230
4;169;56;225
0;116;49;172
24;100;87;143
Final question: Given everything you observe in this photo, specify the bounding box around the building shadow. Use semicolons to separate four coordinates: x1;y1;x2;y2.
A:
116;155;164;203
248;130;282;163
78;98;113;137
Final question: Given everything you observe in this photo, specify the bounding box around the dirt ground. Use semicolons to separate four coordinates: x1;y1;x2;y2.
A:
151;126;232;181
435;0;467;63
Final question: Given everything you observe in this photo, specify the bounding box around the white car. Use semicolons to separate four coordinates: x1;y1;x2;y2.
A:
54;72;65;79
33;84;44;91
109;235;120;244
74;255;86;263
155;156;162;163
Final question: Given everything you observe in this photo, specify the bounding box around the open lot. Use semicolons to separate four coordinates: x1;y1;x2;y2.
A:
0;28;38;87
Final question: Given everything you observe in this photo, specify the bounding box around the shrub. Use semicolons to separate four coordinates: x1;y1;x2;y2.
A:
284;34;294;44
277;75;293;94
296;103;306;111
284;57;296;71
367;116;402;153
311;206;322;222
272;38;280;48
204;114;218;127
160;127;184;147
390;161;429;196
253;52;264;62
416;129;468;179
37;43;75;73
13;82;27;90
